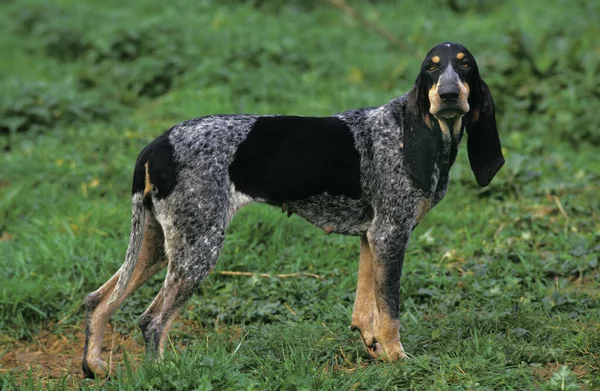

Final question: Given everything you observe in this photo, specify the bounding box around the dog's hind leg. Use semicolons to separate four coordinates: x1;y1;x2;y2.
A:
82;200;167;378
139;194;227;359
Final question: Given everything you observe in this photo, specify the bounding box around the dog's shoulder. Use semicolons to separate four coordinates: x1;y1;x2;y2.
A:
334;94;409;167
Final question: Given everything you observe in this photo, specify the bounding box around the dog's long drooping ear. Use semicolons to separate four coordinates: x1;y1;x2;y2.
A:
466;80;504;187
402;75;442;193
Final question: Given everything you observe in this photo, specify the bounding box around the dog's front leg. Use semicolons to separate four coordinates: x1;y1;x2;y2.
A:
365;223;410;361
351;235;382;358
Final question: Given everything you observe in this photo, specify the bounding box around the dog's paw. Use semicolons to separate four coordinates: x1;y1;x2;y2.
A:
378;340;407;362
366;339;384;359
82;357;109;379
351;325;381;359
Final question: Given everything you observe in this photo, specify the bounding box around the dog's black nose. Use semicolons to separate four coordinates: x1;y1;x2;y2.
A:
438;85;459;103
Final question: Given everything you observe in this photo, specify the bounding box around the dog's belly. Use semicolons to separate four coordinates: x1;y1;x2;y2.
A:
283;194;373;236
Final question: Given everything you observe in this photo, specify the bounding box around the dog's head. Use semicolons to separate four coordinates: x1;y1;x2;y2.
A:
403;42;504;192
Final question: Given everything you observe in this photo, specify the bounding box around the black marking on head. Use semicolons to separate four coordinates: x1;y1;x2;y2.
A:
229;116;362;203
132;129;178;200
421;42;476;81
416;42;477;118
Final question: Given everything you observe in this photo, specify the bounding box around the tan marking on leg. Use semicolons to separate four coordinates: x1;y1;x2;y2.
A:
139;287;165;351
371;250;407;361
84;273;120;377
431;55;440;63
373;311;404;361
456;52;465;60
158;308;182;356
416;198;432;223
351;235;381;358
140;286;178;359
144;162;152;196
84;217;166;377
142;276;190;358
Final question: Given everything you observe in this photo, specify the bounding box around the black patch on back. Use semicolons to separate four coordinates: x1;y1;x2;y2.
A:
229;116;362;203
132;129;178;199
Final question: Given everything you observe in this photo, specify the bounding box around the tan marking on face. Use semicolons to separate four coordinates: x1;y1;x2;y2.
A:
456;52;465;60
436;117;450;134
452;116;463;139
424;113;432;129
351;236;380;358
432;78;469;122
457;80;470;113
472;107;480;123
144;162;152;196
434;116;463;140
431;55;440;63
416;199;432;223
428;83;441;116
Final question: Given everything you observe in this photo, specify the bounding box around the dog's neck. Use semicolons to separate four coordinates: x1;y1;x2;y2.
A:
432;114;464;144
430;114;463;199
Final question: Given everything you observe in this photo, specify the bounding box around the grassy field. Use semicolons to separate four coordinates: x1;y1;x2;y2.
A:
1;0;599;389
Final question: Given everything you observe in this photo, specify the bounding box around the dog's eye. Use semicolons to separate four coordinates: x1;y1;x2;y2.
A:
461;62;471;70
427;63;437;71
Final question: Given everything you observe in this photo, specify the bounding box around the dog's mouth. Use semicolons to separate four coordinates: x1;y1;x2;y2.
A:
436;107;465;119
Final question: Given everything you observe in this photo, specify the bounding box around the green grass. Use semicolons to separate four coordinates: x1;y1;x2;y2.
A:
1;0;599;389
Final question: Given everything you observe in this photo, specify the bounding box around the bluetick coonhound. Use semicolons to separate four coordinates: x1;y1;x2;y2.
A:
83;42;504;378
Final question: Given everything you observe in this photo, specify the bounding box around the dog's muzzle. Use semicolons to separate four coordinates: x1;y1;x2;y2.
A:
433;66;469;119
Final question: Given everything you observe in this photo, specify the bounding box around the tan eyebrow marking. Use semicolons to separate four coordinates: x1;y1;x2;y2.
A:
456;52;465;60
432;55;440;63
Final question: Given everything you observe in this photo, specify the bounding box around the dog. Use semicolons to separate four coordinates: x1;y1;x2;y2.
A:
82;41;504;378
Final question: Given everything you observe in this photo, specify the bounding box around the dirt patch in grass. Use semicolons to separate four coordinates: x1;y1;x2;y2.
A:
0;319;215;386
532;362;591;389
0;323;144;382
